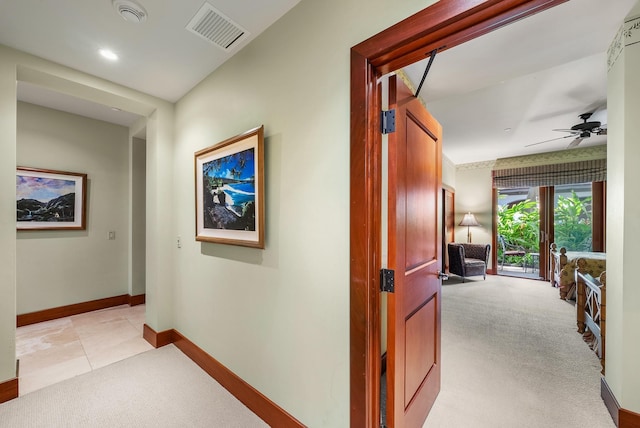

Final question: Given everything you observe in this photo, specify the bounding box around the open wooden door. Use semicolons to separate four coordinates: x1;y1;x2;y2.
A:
443;187;455;273
386;75;442;427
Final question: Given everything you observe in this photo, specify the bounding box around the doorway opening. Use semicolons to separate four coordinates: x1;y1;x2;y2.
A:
349;1;569;426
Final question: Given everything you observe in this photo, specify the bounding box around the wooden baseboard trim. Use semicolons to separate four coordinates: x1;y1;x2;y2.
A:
129;294;146;306
0;377;18;404
142;326;303;427
1;360;20;403
142;324;174;348
620;408;640;428
172;330;304;428
17;294;147;327
601;377;640;427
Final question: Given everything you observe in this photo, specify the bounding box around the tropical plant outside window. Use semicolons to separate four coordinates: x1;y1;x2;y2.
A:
554;190;592;252
497;186;592;268
497;199;539;267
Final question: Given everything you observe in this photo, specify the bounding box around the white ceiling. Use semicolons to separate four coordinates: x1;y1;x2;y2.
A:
0;0;301;103
404;0;637;164
0;0;637;162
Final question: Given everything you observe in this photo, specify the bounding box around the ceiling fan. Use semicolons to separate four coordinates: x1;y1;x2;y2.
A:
526;112;608;149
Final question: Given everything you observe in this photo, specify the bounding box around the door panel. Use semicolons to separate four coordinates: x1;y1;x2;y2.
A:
404;297;436;404
405;113;438;269
387;75;442;428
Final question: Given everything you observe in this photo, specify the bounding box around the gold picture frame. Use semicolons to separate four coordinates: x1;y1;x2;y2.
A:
195;125;265;248
16;167;87;231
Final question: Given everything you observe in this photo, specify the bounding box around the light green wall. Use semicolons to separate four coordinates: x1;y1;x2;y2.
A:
172;0;435;426
605;19;625;406
606;2;640;413
131;136;146;297
142;108;175;333
16;102;130;313
0;49;17;382
454;164;494;262
0;44;173;388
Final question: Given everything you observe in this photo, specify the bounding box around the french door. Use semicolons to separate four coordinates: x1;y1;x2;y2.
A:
495;182;605;280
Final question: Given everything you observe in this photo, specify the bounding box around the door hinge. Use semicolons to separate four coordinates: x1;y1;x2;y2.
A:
381;109;396;134
380;269;395;293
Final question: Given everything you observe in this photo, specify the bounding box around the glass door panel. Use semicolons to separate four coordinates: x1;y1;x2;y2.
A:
497;187;540;278
553;183;593;252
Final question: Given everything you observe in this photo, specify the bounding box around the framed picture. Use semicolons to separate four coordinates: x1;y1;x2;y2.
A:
195;125;265;248
16;167;87;230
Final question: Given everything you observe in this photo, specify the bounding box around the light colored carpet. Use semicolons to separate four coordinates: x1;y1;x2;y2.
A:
424;275;614;428
0;276;616;427
0;344;268;428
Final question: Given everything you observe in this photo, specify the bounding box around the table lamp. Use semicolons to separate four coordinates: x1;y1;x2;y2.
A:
459;212;480;243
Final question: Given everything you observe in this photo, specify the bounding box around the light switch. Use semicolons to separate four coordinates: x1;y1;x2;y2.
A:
108;231;116;240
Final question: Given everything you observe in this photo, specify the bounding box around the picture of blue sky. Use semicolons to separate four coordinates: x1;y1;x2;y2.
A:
204;148;255;181
201;147;257;231
16;175;75;202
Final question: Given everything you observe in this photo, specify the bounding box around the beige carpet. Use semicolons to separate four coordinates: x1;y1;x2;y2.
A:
0;344;268;428
424;274;614;428
0;275;616;427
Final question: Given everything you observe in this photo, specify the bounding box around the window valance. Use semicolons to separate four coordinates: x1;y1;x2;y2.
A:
492;159;606;188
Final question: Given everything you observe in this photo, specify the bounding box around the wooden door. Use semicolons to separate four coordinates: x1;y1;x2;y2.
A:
386;75;442;427
539;186;554;281
443;188;455;273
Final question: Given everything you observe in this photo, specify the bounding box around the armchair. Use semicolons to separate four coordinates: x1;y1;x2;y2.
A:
447;243;491;282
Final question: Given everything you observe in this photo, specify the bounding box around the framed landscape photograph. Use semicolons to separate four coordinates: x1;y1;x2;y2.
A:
195;125;265;248
16;167;87;230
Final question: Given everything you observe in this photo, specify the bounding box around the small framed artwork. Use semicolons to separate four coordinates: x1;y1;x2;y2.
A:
16;167;87;230
195;125;265;248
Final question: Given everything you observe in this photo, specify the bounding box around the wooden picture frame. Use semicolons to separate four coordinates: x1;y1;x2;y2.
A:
195;125;265;248
16;167;87;230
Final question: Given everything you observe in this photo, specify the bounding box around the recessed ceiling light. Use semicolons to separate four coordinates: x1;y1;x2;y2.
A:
112;0;147;24
99;49;119;61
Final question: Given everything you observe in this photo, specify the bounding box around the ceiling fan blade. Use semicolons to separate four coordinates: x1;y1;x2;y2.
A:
567;137;583;148
525;134;574;147
552;128;581;133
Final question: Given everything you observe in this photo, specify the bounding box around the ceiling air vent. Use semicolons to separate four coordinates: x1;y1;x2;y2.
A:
186;3;249;51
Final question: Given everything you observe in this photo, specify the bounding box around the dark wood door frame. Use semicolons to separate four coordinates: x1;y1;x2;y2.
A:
349;1;568;426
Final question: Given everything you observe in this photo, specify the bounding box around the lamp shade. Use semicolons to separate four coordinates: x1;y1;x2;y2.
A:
459;212;479;227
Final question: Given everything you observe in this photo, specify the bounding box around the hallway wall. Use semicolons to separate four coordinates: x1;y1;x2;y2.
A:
605;1;640;413
172;0;436;426
0;43;173;388
16;102;130;314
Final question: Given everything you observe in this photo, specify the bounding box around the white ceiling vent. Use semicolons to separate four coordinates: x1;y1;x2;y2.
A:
186;3;249;51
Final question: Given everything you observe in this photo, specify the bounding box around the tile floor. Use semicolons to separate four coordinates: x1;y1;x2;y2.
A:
16;304;153;396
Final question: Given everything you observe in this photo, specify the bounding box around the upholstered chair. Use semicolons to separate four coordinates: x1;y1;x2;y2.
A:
447;243;491;282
